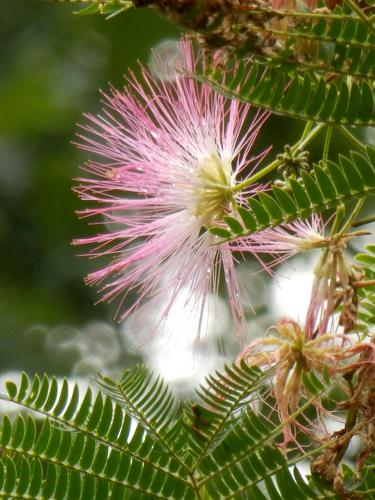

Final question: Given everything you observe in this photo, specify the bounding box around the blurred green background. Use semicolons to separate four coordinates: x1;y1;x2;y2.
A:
1;0;372;388
0;0;182;376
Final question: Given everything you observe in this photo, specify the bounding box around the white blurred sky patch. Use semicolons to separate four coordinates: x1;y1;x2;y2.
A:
16;252;324;392
271;255;316;324
122;290;231;389
149;39;181;82
118;254;324;388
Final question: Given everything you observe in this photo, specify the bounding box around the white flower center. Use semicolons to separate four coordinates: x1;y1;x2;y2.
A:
296;232;326;252
193;153;232;225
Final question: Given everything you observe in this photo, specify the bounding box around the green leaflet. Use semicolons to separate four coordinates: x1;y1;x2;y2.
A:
194;1;375;129
0;363;339;499
194;62;375;125
209;147;375;240
2;371;190;498
245;4;375;81
355;244;375;330
194;368;335;499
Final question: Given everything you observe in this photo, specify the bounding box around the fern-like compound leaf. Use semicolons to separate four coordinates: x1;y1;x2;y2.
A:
0;365;361;498
253;4;375;81
194;61;375;126
97;365;190;467
1;373;191;498
210;147;375;240
194;371;335;499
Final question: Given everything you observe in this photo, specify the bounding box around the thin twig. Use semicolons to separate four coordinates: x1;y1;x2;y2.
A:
339;199;366;234
232;122;325;192
352;214;375;228
338;126;367;153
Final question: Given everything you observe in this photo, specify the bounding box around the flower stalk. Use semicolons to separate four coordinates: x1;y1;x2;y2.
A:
232;121;325;193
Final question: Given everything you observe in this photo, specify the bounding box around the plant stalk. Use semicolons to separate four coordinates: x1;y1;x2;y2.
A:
351;214;375;228
232;122;325;193
337;126;367;153
339;198;365;234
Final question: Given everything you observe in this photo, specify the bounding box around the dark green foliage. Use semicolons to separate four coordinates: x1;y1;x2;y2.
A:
190;3;375;125
194;62;375;125
223;216;244;235
0;371;191;498
275;6;375;80
210;147;375;240
0;363;341;499
3;1;375;499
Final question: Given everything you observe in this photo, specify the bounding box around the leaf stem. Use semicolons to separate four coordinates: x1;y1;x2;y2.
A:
337;126;367;153
254;7;359;21
232;121;325;193
351;214;375;228
352;279;375;289
246;23;375;51
339;198;365;234
323;126;332;163
330;205;345;236
300;120;313;141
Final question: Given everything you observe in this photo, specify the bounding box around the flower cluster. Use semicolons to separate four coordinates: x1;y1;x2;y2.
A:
235;220;374;446
76;39;373;452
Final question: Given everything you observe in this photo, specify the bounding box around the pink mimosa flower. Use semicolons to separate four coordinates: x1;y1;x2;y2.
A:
74;41;270;343
237;318;375;447
236;216;367;337
233;214;326;270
